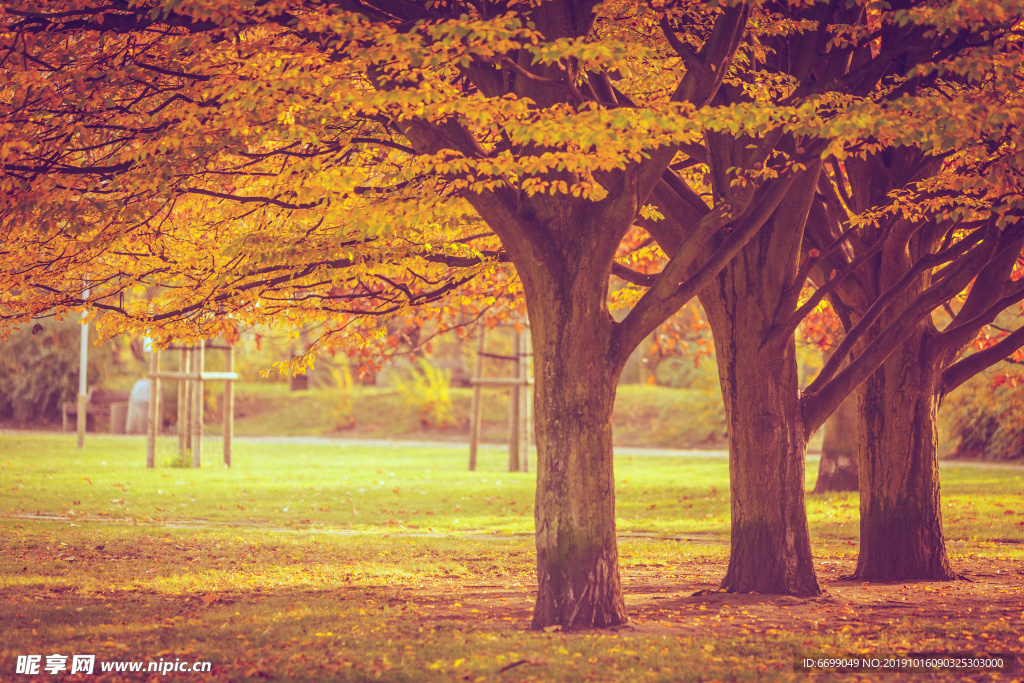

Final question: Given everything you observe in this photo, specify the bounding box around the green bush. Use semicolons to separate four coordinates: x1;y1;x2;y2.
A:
940;366;1024;461
613;384;727;447
652;355;719;391
328;364;356;429
0;319;105;423
391;358;455;427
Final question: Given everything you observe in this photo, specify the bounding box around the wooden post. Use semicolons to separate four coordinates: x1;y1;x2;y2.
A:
186;348;195;454
526;330;534;471
508;327;521;473
146;350;158;468
518;328;530;473
178;349;189;457
154;352;161;441
468;331;485;471
191;340;204;468
468;324;532;474
223;344;234;468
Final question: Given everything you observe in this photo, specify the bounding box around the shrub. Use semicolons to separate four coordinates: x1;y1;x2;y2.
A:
390;359;454;427
613;384;727;447
329;364;356;429
940;366;1024;461
0;319;103;424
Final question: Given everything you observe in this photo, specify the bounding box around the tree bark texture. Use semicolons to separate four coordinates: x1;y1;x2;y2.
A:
853;327;956;581
527;266;628;629
823;150;975;582
696;160;822;596
702;232;821;596
813;387;862;494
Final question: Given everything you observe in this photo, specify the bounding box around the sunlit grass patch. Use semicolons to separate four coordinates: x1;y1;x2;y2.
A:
2;434;1023;681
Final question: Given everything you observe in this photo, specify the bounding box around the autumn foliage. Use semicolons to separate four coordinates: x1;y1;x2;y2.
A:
3;0;1024;628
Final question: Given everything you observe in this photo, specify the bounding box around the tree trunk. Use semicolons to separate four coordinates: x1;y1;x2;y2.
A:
813;387;861;493
853;328;955;581
527;271;628;629
697;162;822;597
703;267;821;597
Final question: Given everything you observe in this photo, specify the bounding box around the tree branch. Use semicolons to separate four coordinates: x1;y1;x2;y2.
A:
801;220;1001;434
806;223;989;393
181;187;323;211
942;324;1024;398
611;262;656;287
613;172;799;361
776;220;892;343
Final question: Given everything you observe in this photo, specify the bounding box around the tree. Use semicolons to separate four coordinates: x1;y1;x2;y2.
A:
790;12;1024;577
4;0;1024;624
0;318;113;424
805;144;1024;581
812;391;862;494
1;0;820;628
635;0;1024;594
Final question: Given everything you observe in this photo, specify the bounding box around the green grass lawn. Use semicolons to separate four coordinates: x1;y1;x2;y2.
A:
1;434;1022;681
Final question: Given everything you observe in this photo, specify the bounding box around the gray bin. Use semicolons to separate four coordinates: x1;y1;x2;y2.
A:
125;380;150;434
110;402;129;434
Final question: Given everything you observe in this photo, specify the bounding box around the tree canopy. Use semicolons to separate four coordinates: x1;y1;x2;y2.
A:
9;0;1017;351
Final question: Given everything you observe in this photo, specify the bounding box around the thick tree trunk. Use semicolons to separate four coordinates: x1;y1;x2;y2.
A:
812;388;861;493
703;267;821;597
695;162;822;597
853;328;955;581
527;271;628;629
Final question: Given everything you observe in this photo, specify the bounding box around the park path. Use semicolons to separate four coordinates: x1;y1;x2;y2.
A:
3;428;1023;468
235;434;732;459
233;434;1024;469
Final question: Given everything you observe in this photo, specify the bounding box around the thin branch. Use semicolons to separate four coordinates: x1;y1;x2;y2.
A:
497;57;584;104
659;17;701;71
937;279;1024;359
350;137;417;155
134;60;211;81
942;324;1024;398
611;262;656;287
180;187;323;210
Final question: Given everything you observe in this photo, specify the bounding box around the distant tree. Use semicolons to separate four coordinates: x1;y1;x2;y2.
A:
813;396;862;494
